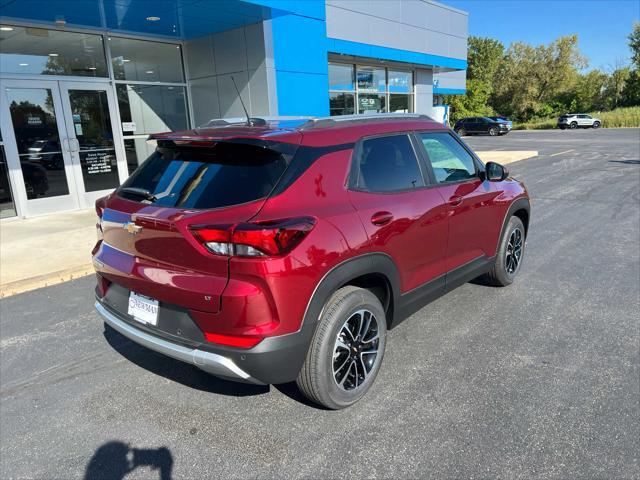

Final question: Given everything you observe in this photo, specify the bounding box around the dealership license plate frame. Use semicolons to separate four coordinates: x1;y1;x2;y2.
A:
127;291;159;326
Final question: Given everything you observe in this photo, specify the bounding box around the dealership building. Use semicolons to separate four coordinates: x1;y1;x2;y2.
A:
0;0;468;219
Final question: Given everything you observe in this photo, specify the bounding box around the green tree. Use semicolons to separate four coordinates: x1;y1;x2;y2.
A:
603;66;631;109
574;70;608;111
444;36;504;121
629;21;640;69
491;35;586;120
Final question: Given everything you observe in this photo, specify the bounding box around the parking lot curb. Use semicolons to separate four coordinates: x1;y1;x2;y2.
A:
0;264;94;298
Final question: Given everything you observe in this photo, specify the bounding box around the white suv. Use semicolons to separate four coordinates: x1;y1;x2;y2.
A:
557;113;601;130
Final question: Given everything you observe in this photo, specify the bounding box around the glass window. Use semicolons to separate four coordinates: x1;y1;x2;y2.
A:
388;70;413;93
329;63;355;91
357;67;385;93
67;89;120;192
419;132;477;183
116;85;189;135
6;87;70;199
389;94;413;113
358;93;386;114
109;37;184;83
119;143;288;209
329;92;355;116
0;25;107;77
356;135;423;192
0;146;17;218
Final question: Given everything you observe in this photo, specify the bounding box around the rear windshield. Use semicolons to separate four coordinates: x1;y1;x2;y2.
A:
118;142;289;209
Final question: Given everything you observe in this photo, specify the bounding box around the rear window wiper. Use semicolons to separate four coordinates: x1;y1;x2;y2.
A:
119;187;157;202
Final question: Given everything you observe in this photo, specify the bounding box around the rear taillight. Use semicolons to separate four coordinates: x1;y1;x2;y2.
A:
191;217;316;257
95;197;107;241
95;196;107;219
204;332;263;348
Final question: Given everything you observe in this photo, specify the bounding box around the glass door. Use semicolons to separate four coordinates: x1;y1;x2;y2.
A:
0;79;80;216
58;82;128;209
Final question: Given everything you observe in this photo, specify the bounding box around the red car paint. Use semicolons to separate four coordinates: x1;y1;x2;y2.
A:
93;117;529;349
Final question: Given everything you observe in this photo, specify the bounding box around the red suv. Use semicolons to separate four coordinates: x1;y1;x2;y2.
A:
93;114;530;409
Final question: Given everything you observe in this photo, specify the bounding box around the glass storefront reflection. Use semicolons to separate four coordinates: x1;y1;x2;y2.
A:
6;87;70;199
358;93;386;114
0;26;107;77
389;94;413;113
116;84;188;135
329;92;355;116
68;90;119;192
0;147;17;218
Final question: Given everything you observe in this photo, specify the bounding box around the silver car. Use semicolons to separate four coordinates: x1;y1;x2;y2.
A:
557;113;601;130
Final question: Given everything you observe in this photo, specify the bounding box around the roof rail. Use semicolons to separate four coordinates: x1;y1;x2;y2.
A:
198;116;313;128
300;113;437;129
197;113;437;130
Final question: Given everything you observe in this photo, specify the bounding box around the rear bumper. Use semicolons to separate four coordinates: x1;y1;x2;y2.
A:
96;301;264;384
95;296;315;385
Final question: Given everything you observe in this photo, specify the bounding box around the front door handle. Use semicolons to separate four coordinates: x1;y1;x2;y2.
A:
449;195;463;207
371;211;394;226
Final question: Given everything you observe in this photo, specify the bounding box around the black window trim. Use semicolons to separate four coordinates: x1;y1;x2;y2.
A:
347;132;429;194
412;130;486;186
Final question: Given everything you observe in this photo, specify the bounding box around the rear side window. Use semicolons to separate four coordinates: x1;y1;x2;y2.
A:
118;142;288;209
419;132;478;183
355;134;424;192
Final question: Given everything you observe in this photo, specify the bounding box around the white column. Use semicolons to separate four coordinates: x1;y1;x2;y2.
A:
415;68;434;117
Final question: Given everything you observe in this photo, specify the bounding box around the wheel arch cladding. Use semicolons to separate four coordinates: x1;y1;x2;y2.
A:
303;253;401;331
502;198;531;240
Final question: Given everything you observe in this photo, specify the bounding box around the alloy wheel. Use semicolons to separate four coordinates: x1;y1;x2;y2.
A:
505;227;523;276
333;309;380;391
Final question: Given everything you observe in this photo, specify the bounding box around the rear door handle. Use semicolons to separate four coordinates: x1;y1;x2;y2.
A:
371;211;394;226
449;195;463;207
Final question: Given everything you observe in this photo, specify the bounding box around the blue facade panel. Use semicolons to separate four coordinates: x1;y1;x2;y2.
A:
270;12;329;116
327;38;468;71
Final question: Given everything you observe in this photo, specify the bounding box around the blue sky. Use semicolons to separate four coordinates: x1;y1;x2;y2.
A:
444;0;640;71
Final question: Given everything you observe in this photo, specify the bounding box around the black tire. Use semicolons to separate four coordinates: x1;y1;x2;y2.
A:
593;121;601;128
296;286;387;410
482;216;526;287
570;122;578;129
489;127;498;136
559;125;566;130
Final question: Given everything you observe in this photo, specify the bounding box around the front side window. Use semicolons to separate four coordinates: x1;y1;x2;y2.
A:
355;135;424;192
419;132;478;184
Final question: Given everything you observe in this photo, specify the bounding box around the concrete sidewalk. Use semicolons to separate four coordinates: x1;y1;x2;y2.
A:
0;209;96;297
0;150;538;297
476;150;538;164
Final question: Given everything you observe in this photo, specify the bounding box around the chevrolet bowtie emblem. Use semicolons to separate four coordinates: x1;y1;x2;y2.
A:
123;221;142;235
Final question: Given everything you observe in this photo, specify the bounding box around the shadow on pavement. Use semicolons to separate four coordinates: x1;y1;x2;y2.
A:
609;159;640;165
103;324;269;397
84;441;173;480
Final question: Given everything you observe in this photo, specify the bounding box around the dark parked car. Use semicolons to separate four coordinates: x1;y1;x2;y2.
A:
487;116;513;131
454;116;510;136
92;114;530;409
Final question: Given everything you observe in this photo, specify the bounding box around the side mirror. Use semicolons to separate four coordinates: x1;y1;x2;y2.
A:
485;161;509;181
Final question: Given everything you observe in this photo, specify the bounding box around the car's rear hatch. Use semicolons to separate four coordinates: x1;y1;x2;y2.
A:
94;132;301;313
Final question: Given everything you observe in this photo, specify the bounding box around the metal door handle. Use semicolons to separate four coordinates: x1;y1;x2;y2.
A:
62;138;70;152
371;211;394;226
449;195;463;207
70;138;80;152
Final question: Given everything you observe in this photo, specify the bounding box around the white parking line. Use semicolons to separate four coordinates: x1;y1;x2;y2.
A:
549;149;575;157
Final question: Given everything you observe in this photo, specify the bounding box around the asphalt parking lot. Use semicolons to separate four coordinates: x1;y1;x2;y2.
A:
1;128;638;479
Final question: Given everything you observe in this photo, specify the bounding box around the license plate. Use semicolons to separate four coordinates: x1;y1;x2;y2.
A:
127;292;159;326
